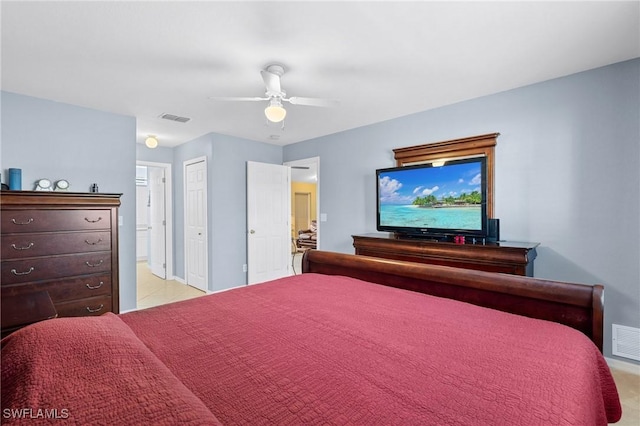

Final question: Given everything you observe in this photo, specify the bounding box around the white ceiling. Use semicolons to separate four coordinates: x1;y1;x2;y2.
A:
2;1;638;148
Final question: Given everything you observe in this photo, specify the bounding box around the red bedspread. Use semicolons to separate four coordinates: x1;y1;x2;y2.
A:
1;314;221;425
119;273;621;425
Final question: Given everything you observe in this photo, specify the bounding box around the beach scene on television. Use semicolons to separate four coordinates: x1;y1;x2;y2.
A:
378;161;483;230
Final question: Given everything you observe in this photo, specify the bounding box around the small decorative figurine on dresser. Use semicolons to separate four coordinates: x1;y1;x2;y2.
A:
0;173;9;190
54;179;70;191
8;168;22;190
34;178;53;191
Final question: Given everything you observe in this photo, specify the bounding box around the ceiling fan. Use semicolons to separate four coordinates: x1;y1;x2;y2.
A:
209;64;339;123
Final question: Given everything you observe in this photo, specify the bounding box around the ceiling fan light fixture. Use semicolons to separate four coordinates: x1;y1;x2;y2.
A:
264;100;287;123
145;135;158;149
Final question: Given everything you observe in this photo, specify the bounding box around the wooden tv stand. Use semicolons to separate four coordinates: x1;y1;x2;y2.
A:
352;233;539;276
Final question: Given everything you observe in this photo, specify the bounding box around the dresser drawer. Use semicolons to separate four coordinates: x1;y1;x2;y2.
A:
1;209;112;233
1;274;112;302
55;296;112;317
1;252;111;285
1;231;112;260
1;192;120;315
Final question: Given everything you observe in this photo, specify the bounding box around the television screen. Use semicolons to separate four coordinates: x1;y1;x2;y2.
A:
376;157;487;238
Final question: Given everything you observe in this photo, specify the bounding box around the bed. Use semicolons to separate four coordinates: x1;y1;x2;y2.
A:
1;250;621;425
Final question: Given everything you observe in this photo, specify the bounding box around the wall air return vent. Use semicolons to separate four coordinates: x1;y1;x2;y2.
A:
612;324;640;361
159;113;191;123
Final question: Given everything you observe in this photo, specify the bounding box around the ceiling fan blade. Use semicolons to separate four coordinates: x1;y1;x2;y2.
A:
285;97;340;107
261;70;282;94
208;96;268;102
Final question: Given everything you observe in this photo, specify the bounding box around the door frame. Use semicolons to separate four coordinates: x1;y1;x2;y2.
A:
285;157;320;249
183;156;208;291
136;160;174;280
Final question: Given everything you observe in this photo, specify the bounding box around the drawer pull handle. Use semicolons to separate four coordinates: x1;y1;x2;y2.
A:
86;304;104;313
11;218;34;225
85;260;104;267
11;267;34;276
84;238;103;245
86;281;104;290
84;217;103;223
11;242;34;250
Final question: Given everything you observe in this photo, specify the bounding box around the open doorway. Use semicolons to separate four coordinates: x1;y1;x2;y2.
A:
285;157;320;274
136;161;200;309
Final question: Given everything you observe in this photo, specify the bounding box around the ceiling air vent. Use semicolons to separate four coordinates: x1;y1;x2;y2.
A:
159;113;191;123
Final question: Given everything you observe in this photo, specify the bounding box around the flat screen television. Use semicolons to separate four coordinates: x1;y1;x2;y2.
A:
376;157;487;239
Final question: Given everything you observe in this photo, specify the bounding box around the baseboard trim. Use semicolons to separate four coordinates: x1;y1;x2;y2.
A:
606;356;640;375
207;284;245;295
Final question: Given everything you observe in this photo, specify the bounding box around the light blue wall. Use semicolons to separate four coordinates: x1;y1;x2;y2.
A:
1;91;138;312
284;59;640;362
147;132;282;292
208;134;282;291
136;143;173;164
4;58;637;362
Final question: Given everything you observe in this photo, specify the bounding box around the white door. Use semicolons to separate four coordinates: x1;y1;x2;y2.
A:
185;159;207;292
247;161;291;284
148;167;166;278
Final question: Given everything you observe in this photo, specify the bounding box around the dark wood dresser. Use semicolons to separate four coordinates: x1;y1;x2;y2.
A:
1;191;120;334
353;233;539;276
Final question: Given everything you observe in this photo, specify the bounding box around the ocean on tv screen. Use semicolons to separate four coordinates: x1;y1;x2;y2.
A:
378;160;483;231
379;204;482;230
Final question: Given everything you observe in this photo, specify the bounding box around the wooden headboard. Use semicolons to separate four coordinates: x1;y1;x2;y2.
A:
302;250;604;352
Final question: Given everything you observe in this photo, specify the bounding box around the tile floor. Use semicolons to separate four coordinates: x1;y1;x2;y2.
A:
137;259;639;424
136;262;205;310
136;253;306;310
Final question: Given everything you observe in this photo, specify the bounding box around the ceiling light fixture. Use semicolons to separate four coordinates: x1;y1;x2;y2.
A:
145;135;158;149
264;99;287;123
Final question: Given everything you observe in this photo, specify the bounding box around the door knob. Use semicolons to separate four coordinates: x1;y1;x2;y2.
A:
250;229;256;234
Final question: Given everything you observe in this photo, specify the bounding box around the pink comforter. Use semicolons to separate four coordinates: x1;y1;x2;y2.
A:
1;314;221;425
2;273;621;425
121;273;621;425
